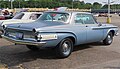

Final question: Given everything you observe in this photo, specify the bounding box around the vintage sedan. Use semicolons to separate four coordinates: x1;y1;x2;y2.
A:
2;11;119;58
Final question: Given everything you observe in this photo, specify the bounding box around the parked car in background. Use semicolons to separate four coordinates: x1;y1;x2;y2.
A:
2;11;118;58
0;12;42;37
98;13;112;17
2;10;14;19
93;13;99;17
98;13;108;17
0;15;5;20
0;10;5;20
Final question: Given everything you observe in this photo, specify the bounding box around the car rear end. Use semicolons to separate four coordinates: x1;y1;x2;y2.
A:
2;26;46;46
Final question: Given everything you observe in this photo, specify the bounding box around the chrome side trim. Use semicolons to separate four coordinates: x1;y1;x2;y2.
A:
92;27;118;30
2;35;46;46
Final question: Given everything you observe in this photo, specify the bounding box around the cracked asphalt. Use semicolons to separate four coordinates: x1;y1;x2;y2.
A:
0;14;120;69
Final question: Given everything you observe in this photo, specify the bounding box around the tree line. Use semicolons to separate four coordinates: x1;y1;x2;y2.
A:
0;0;120;10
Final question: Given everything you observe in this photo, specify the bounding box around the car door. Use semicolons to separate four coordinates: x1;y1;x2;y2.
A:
73;13;87;44
82;14;104;43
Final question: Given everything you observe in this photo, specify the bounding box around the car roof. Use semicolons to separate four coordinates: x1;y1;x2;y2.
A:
21;12;43;14
44;11;91;14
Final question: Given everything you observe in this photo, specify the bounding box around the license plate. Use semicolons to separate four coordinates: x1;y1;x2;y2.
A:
16;33;23;39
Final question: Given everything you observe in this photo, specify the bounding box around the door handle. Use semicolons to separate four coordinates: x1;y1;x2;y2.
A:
86;26;88;27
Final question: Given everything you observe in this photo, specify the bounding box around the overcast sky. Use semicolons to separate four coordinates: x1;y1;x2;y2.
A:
84;0;120;4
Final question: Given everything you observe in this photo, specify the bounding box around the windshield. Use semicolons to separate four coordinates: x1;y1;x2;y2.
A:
12;13;24;19
39;12;69;22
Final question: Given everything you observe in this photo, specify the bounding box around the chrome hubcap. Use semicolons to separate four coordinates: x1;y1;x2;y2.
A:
108;35;112;44
62;41;71;55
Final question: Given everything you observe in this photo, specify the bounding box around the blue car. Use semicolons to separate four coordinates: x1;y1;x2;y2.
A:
2;11;119;58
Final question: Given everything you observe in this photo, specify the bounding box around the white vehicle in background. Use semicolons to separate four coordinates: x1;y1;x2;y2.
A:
0;12;42;36
0;12;42;25
93;13;99;17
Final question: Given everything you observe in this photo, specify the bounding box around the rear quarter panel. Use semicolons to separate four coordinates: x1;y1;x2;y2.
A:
36;25;87;46
39;32;76;47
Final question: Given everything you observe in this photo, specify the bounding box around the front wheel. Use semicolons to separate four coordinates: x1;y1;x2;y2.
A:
103;32;113;45
26;45;39;51
56;38;73;58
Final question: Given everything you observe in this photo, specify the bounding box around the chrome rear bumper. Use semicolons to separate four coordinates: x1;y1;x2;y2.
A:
2;35;46;46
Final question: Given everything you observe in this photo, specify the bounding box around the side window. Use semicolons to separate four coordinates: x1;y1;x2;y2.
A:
82;14;96;24
75;14;84;24
75;14;96;24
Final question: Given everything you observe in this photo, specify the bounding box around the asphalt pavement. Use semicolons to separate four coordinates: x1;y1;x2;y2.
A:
0;14;120;69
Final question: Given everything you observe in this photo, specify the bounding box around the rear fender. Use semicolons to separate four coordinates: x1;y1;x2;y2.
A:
40;32;77;47
57;32;77;45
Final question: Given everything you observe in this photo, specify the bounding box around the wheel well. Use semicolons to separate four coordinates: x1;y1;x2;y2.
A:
109;30;115;36
66;36;76;45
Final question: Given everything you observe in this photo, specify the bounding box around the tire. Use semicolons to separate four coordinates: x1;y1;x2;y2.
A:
0;34;2;38
0;30;4;38
103;32;113;45
26;45;39;51
0;35;2;38
56;38;73;58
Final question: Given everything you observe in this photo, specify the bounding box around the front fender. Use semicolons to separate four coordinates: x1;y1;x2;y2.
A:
103;28;118;40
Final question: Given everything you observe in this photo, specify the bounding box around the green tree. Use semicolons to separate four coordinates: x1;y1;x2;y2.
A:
92;2;102;9
85;3;92;9
102;4;108;9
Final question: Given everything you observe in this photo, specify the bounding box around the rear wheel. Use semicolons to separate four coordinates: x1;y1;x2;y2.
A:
26;45;39;51
0;34;2;38
103;32;113;45
56;38;73;58
0;30;4;38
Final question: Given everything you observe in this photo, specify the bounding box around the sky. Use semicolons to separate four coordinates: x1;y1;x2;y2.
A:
84;0;120;4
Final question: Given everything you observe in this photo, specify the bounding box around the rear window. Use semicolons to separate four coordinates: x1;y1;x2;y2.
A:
39;12;69;22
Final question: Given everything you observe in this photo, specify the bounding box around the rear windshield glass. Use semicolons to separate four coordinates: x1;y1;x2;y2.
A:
39;12;69;22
